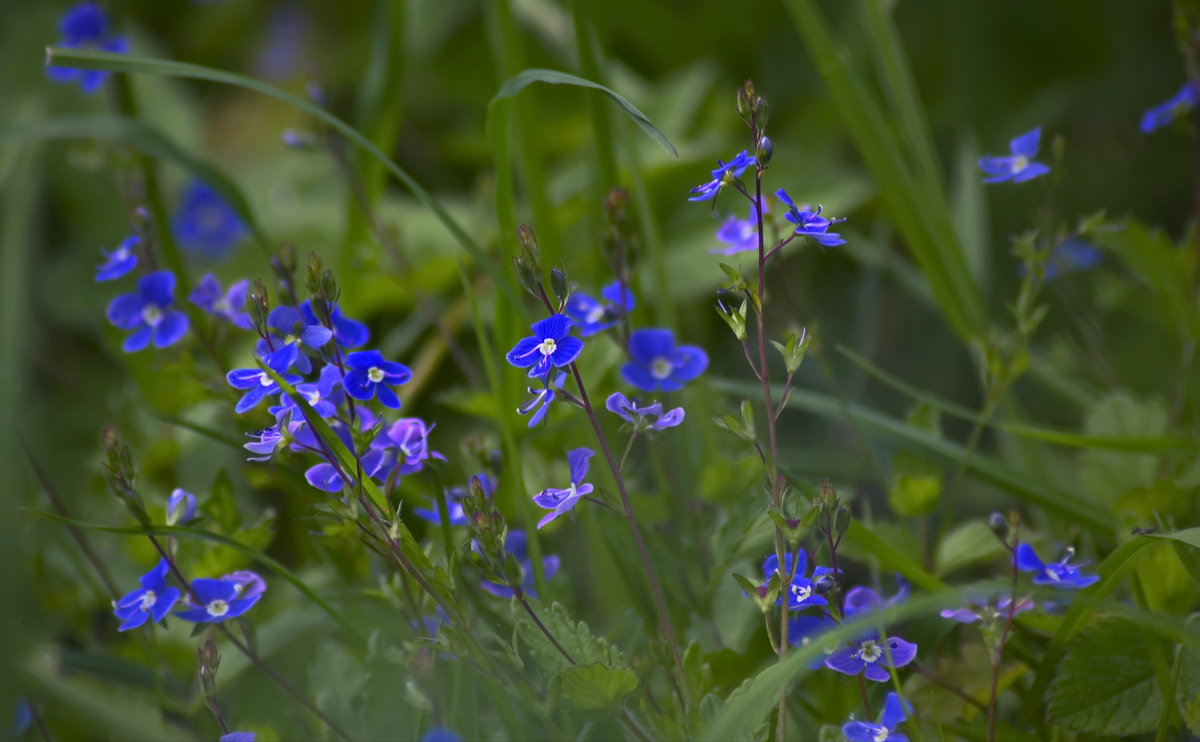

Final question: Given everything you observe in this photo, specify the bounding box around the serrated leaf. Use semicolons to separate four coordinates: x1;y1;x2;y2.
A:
511;599;627;675
555;663;639;710
1048;618;1161;735
1080;392;1167;509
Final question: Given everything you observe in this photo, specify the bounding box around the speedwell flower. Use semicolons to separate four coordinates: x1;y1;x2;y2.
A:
979;128;1050;184
174;578;262;623
226;343;302;414
480;530;561;598
189;274;252;329
413;473;495;526
825;635;918;683
711;203;762;255
622;328;708;392
532;448;594;529
256;305;334;374
844;576;909;618
221;570;267;601
842;692;913;742
270;363;343;419
565;281;635;336
605;392;684;431
518;372;566;428
776;189;846;246
172;180;247;259
1142;83;1196;134
505;314;584;379
761;551;833;611
244;424;284;461
343;350;412;408
301;301;369;348
112;559;180;632
166;488;196;526
106;271;190;352
1015;544;1099;589
688;150;756;202
46;2;129;94
95;235;139;281
940;595;1033;624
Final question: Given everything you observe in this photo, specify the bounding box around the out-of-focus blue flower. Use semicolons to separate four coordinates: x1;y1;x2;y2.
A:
1015;544;1099;589
363;417;444;484
518;372;566;428
301;301;369;348
1039;238;1102;281
289;412;375;493
113;558;181;631
481;530;560;598
420;727;461;742
842;691;912;742
221;570;267;601
979;128;1050;184
532;448;594;529
174;577;262;623
711;203;762;255
244;424;284;461
565;281;635;336
413;473;495;526
605;392;684;431
46;2;129;94
825;635;918;682
166;488;196;526
106;271;190;352
844;577;909;618
172;180;246;258
689;150;756;202
12;699;32;736
256;305;333;374
226;343;302;414
776;189;846;247
761;551;833;611
940;595;1033;624
622;328;708;392
219;733;256;742
270;364;343;419
788;615;838;669
189;274;253;329
1142;83;1196;134
95;235;139;281
506;314;584;379
343;350;412;409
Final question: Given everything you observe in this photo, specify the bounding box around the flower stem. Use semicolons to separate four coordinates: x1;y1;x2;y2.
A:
988;523;1021;742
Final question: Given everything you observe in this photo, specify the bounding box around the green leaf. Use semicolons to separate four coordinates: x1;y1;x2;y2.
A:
555;663;639;711
511;599;628;675
841;520;948;592
1080;392;1168;508
936;519;1007;576
1048;617;1162;735
888;449;942;516
491;69;677;158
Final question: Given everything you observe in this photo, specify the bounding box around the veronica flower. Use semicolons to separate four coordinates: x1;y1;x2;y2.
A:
413;474;496;526
106;271;190;352
622;328;708;392
844;577;909;618
221;570;267;601
226;343;302;414
1037;238;1102;281
363;417;444;484
1142;83;1196;134
290;412;375;493
532;448;595;529
761;551;833;611
788;614;838;669
166;488;196;526
776;189;846;247
46;2;129;94
825;635;918;682
255;305;333;374
605;392;684;431
1015;544;1099;589
711;203;762;255
95;235;139;281
842;692;913;742
172;180;247;259
174;578;261;623
505;314;584;379
419;728;461;742
940;595;1033;624
688;150;756;202
343;350;412;409
979;128;1050;184
219;734;256;742
480;530;560;598
301;301;370;348
270;363;343;419
112;559;180;632
518;372;565;427
244;424;284;461
189;274;252;329
565;281;635;336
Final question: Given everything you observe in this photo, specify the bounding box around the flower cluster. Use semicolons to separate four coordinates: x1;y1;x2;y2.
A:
46;2;129;94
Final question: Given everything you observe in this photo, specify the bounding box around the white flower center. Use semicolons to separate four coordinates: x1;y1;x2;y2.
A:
651;357;673;380
859;640;882;664
538;338;558;356
142;305;163;327
139;590;157;612
585;305;606;324
284;333;298;344
214;298;230;313
206;599;230;617
305;390;321;405
368;366;385;383
114;247;130;261
259;373;274;387
791;583;812;602
872;727;889;742
1011;155;1029;173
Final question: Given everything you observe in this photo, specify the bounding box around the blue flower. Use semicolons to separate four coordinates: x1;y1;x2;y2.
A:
505;314;584;379
788;614;838;669
172;180;246;258
46;2;129;94
419;728;461;742
413;473;495;526
776;189;847;247
189;274;253;329
343;350;412;408
174;578;261;623
940;595;1033;624
979;128;1051;184
166;488;196;526
95;235;139;281
362;417;444;484
518;372;566;428
270;363;343;419
255;305;334;374
244;424;284;461
843;692;912;742
711;203;762;255
565;281;635;336
825;635;918;682
113;558;181;631
622;328;708;392
761;551;833;611
226;343;302;414
481;530;561;598
106;271;190;352
844;577;909;618
1015;544;1099;589
606;392;684;431
532;448;595;529
219;734;256;742
689;150;756;202
1040;238;1102;281
1142;83;1196;134
301;301;370;348
221;570;267;602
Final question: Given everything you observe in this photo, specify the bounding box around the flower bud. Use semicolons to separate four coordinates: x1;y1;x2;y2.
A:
757;136;773;166
988;511;1010;543
246;278;271;332
813;574;836;595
